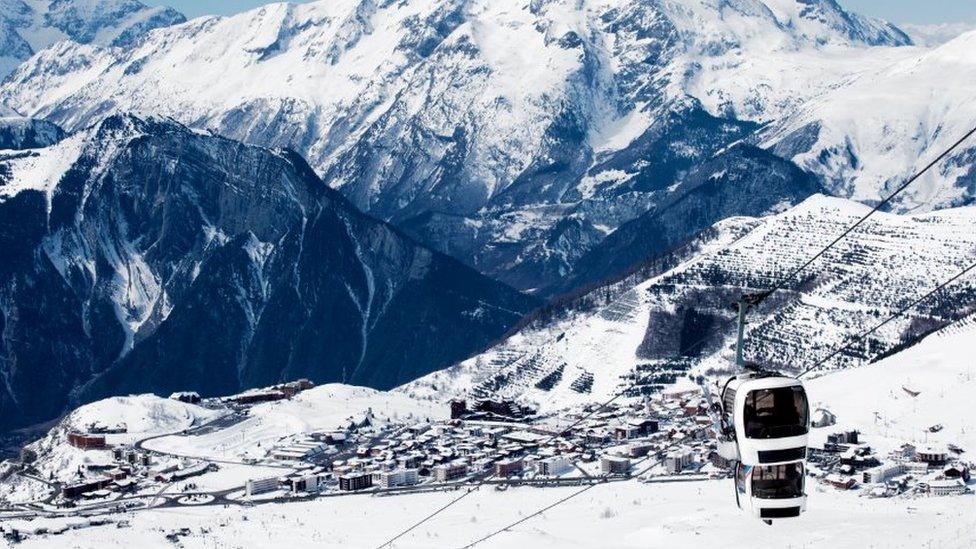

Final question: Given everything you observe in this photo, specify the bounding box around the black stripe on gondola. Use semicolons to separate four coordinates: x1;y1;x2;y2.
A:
760;507;801;519
757;447;807;463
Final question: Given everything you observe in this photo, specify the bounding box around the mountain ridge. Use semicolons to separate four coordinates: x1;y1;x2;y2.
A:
0;0;185;79
0;0;921;293
0;113;538;433
401;195;976;411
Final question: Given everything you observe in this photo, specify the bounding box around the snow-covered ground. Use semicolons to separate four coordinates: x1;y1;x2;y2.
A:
144;385;445;462
3;316;975;547
25;395;220;481
0;132;84;202
8;475;974;548
807;314;976;455
168;463;286;493
0;394;220;504
405;195;976;412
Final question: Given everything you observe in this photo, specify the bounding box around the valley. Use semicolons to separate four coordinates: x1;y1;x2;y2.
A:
1;320;973;547
0;1;974;546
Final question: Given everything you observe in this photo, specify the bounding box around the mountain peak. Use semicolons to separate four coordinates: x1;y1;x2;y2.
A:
0;116;538;432
90;111;186;139
0;0;944;295
0;0;185;79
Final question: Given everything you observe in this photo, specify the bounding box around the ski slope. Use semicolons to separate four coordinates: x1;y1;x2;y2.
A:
807;314;976;455
405;195;976;412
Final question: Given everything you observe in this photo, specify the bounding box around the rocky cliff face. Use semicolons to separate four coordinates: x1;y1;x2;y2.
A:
0;114;537;432
0;112;65;150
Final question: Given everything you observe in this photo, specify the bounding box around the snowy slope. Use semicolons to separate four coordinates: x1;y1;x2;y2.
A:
901;22;976;46
144;384;445;462
401;215;759;410
763;30;976;210
807;314;976;455
0;0;185;80
404;195;976;411
15;395;220;485
0;0;917;291
658;0;913;122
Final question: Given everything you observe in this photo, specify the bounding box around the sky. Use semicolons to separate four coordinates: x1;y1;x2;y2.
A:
152;0;975;25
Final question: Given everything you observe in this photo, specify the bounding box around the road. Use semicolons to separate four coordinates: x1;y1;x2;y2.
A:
2;410;712;524
5;456;695;519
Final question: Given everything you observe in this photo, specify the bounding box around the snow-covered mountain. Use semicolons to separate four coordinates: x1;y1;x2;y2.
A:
763;30;976;211
900;22;976;46
402;195;976;411
555;143;825;293
0;0;185;79
0;112;65;150
0;0;920;292
0;114;537;433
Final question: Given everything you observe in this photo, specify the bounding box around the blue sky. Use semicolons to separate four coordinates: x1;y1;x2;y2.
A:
153;0;975;25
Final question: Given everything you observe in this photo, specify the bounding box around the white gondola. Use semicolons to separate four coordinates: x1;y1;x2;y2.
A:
711;296;811;523
734;461;807;523
721;372;810;465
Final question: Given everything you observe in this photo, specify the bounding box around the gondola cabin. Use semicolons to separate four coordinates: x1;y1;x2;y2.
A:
721;372;810;465
734;461;807;522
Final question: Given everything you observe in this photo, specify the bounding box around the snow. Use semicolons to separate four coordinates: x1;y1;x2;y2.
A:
144;384;445;462
0;0;184;79
589;108;653;156
63;394;219;439
407;194;976;411
3;306;976;547
0;0;923;212
169;463;286;493
7;475;973;548
402;213;756;411
652;0;914;124
575;169;634;200
900;22;976;47
807;315;976;455
0;133;84;207
13;394;221;487
762;31;976;210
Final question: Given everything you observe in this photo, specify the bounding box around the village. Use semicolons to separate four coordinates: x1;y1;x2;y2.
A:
805;409;971;497
1;378;972;543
